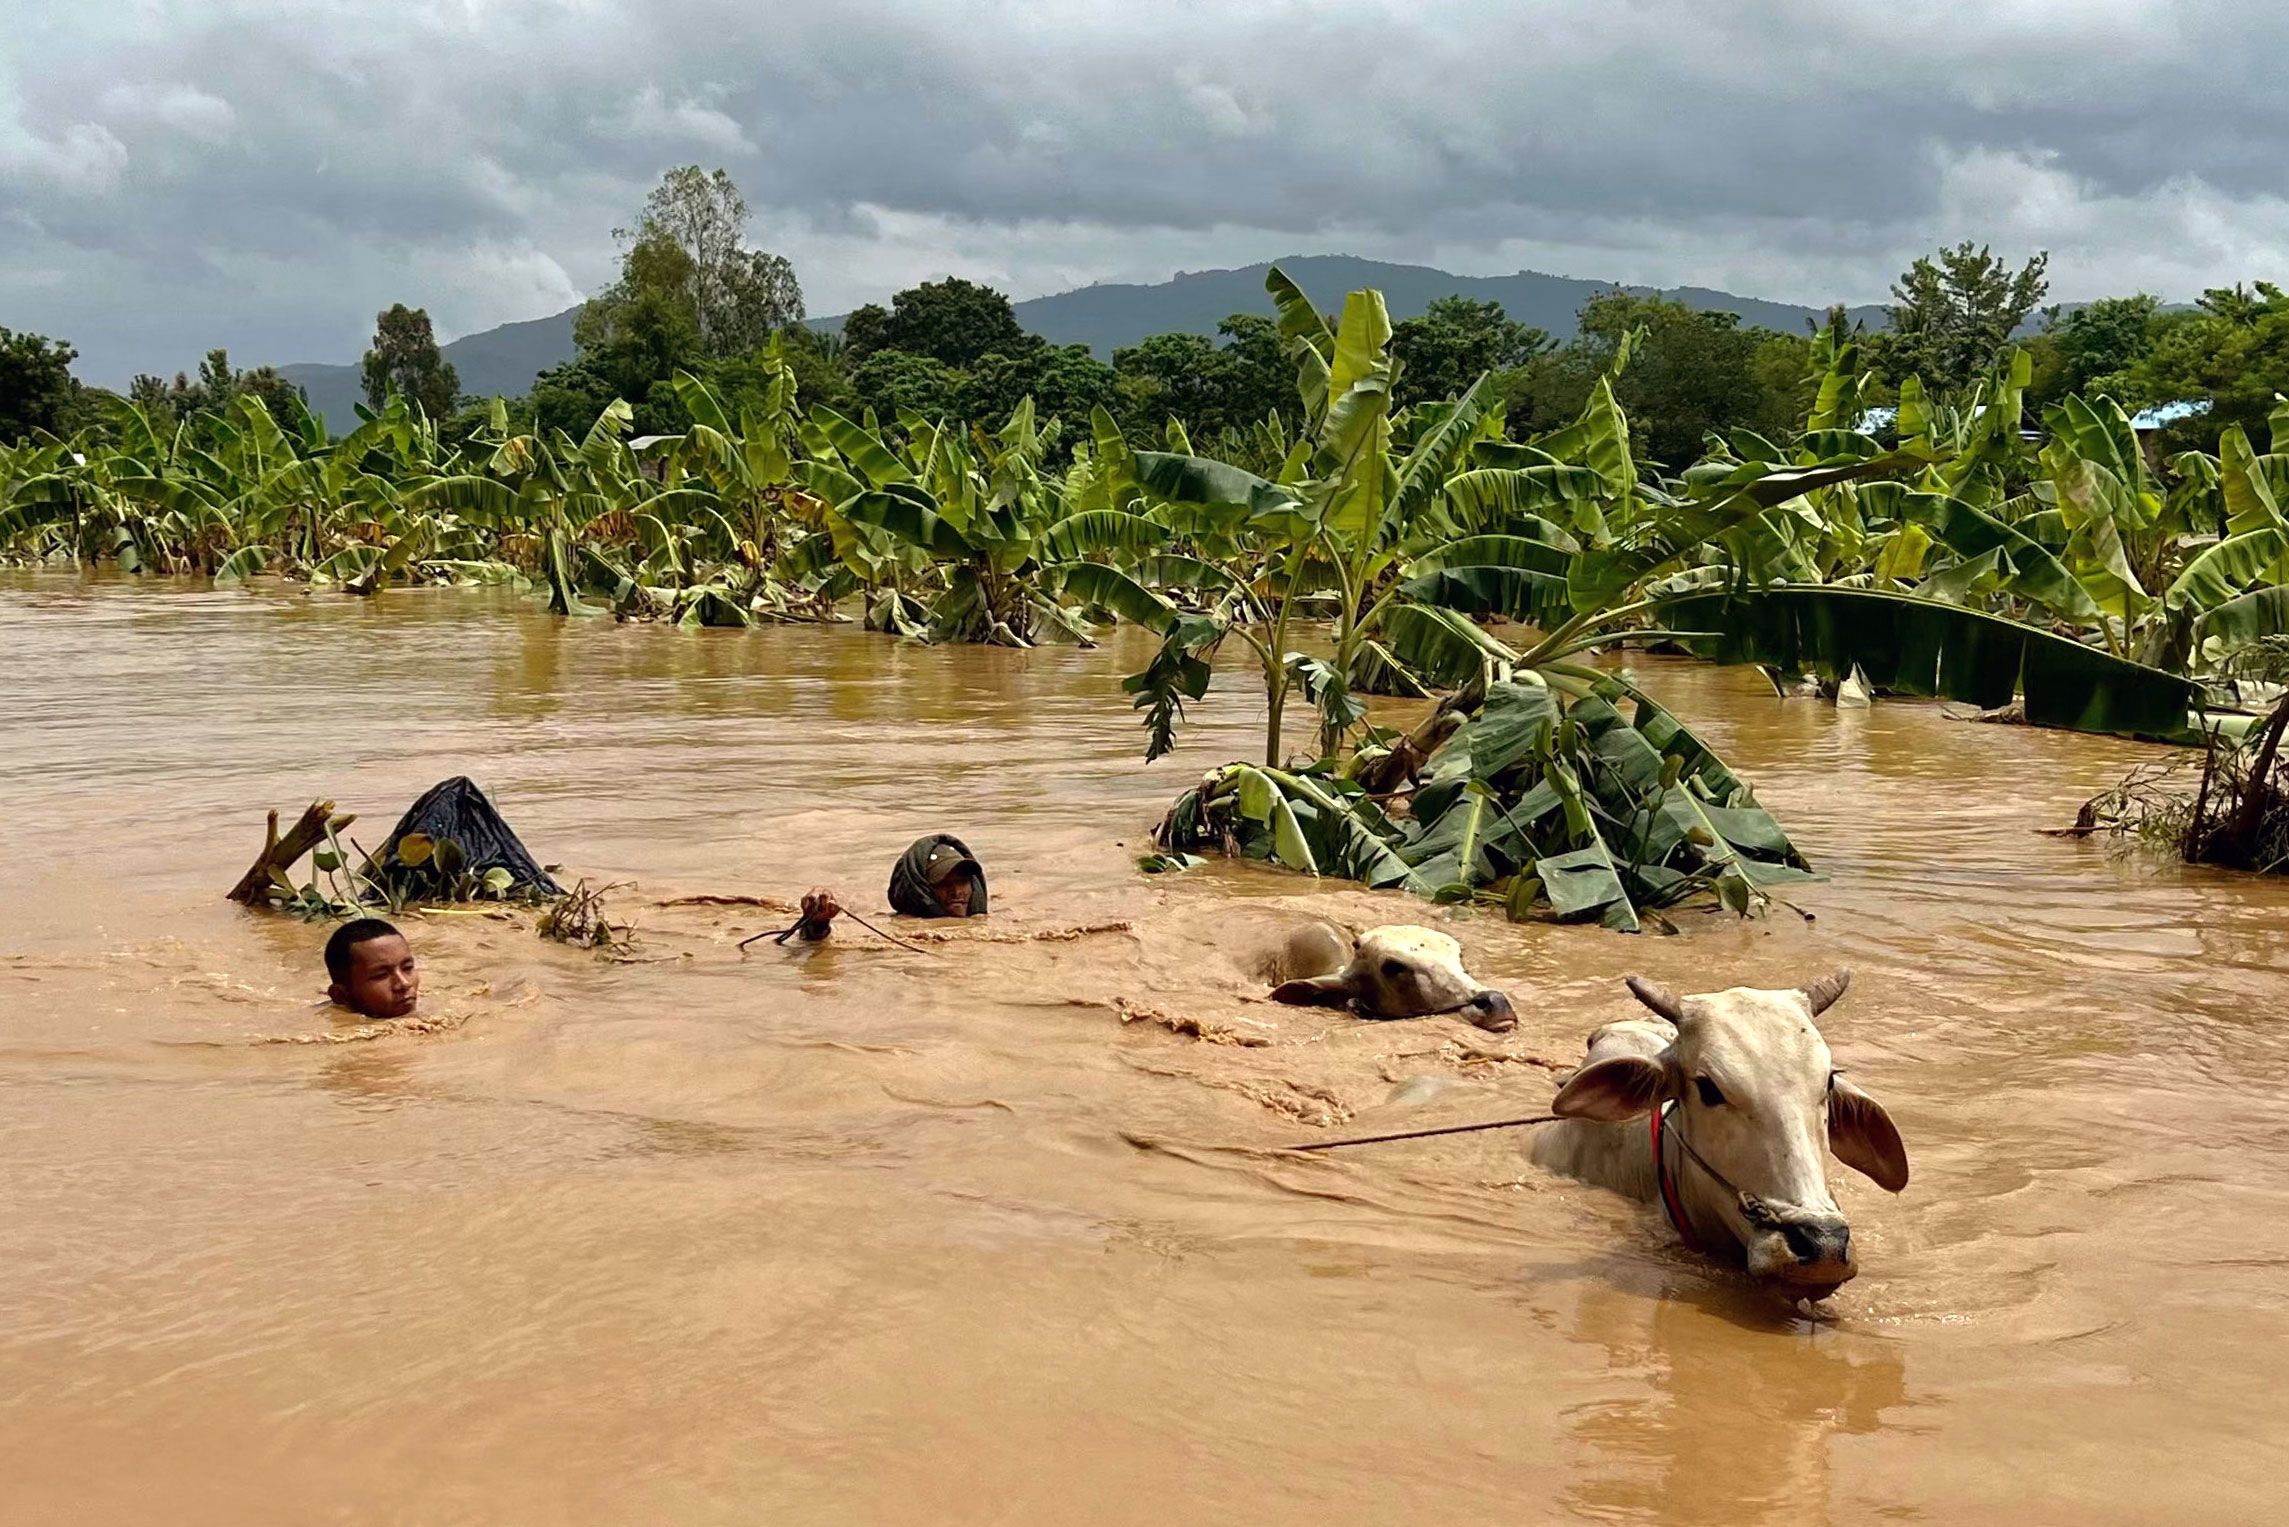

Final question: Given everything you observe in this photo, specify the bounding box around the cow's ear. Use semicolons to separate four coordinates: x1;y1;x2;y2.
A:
1829;1076;1909;1192
1270;972;1354;1008
1552;1053;1670;1122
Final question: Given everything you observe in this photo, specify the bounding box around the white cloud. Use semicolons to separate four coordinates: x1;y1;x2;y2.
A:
599;85;757;156
408;241;585;339
7;0;2289;385
0;118;129;195
97;82;236;141
1928;145;2289;300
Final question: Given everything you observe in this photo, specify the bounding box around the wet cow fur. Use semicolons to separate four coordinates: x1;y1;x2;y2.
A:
1531;971;1909;1297
1268;924;1517;1033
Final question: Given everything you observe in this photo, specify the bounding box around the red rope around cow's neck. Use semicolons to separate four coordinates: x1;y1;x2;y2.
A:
1652;1102;1704;1253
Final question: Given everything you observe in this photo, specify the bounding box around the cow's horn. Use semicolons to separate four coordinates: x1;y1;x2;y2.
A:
1625;976;1686;1023
1801;968;1852;1015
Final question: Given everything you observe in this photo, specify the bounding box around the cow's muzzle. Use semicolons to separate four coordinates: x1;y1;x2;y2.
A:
1742;1199;1856;1292
1461;989;1516;1033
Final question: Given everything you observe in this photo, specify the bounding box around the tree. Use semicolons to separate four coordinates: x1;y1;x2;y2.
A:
130;347;309;433
1875;242;2049;396
235;365;309;423
1114;332;1235;435
2028;295;2163;410
1389;297;1549;408
2123;282;2289;448
528;359;622;438
839;303;893;362
572;235;704;403
1509;292;1796;466
1113;314;1296;439
360;304;459;419
609;166;803;358
0;328;84;442
875;278;1032;370
1213;313;1297;424
962;344;1121;434
850;349;969;421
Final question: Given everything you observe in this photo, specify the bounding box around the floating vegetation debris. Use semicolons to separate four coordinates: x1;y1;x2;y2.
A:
2067;644;2289;875
537;879;636;952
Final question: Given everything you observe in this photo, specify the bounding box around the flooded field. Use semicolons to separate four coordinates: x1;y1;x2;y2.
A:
3;572;2286;1524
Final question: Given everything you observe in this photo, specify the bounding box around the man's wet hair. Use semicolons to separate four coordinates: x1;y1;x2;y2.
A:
325;917;403;981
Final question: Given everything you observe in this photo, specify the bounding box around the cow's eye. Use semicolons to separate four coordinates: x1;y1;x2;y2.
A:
1694;1076;1727;1108
1380;959;1411;980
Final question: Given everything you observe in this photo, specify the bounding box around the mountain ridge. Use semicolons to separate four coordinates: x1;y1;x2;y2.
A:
274;256;1893;432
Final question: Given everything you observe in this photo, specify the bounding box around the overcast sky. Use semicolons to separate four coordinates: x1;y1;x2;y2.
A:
5;0;2283;387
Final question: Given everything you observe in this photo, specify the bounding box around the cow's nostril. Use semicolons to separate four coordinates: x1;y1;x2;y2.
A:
1465;991;1516;1032
1782;1221;1851;1266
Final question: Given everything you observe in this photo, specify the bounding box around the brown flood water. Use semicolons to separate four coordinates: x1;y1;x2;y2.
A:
3;572;2287;1524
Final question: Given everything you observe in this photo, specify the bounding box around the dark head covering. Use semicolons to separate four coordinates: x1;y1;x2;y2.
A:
888;832;987;918
365;776;563;900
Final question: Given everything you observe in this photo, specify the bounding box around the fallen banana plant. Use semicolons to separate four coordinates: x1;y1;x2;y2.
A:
1156;669;1816;932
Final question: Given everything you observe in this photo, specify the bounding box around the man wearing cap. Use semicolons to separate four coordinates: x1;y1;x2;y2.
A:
888;833;989;919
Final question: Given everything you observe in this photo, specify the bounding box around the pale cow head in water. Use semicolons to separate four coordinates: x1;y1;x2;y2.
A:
1539;970;1908;1297
1269;925;1517;1033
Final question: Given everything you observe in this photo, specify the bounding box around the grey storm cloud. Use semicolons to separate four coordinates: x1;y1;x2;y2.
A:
4;0;2285;387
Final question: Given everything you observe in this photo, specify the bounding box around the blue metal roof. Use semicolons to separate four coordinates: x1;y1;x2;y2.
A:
2129;399;2210;430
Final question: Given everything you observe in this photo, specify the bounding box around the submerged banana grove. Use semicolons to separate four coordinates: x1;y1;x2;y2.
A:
6;264;2288;930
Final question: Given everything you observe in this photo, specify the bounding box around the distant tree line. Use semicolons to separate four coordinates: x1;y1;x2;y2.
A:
8;168;2287;467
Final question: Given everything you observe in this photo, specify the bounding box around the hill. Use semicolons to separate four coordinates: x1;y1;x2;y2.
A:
278;307;579;433
972;255;1887;356
272;257;1890;432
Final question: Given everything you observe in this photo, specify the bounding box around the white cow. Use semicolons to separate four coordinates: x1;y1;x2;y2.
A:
1531;970;1908;1296
1268;924;1517;1033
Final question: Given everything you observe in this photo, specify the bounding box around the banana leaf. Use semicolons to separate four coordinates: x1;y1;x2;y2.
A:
1053;561;1179;634
1899;491;2103;622
1657;585;2198;738
1377;603;1519;689
2195;586;2289;649
1569;454;1921;612
1040;509;1169;561
1132;451;1297;518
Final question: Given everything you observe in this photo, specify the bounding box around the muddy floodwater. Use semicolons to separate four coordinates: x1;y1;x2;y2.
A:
4;573;2286;1524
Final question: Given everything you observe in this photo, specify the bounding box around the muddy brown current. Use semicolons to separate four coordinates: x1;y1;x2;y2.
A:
3;573;2286;1524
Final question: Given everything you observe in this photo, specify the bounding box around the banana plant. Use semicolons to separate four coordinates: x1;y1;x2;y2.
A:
798;399;1172;646
1126;279;1562;763
1135;269;1923;930
414;399;723;615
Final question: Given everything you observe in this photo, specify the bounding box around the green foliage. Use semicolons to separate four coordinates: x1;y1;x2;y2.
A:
1509;291;1803;467
1390;296;1550;409
603;166;803;358
2122;283;2289;450
963;344;1122;434
854;277;1029;370
0;328;86;442
850;349;969;422
2028;294;2164;411
360;303;460;420
1874;241;2050;396
127;348;310;442
1112;316;1294;440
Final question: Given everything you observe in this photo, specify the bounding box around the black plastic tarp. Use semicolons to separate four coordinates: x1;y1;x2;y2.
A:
365;776;562;900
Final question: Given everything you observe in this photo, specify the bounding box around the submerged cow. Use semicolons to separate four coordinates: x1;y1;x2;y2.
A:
1531;970;1909;1298
1267;923;1517;1034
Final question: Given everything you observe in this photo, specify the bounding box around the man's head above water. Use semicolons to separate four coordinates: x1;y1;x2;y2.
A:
325;917;420;1019
889;834;988;919
923;843;980;917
